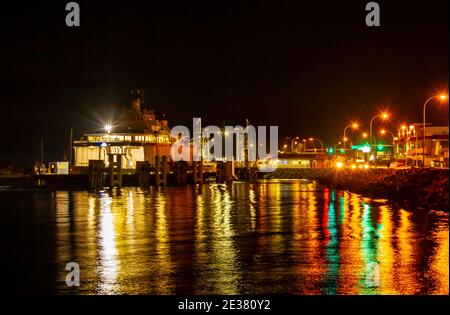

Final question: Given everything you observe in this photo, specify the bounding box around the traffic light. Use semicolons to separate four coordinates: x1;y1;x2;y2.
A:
328;147;334;154
377;144;385;151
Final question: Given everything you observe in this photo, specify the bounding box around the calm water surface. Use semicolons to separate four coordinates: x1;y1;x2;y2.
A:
0;180;448;294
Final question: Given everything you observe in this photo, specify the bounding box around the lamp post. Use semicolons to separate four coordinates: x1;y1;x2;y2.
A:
370;112;389;147
308;137;324;152
286;136;300;153
422;94;447;167
380;129;396;158
343;122;359;150
380;129;395;146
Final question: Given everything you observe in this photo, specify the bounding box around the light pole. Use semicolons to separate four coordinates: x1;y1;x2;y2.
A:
308;137;324;152
343;122;359;150
286;136;300;153
422;94;447;167
380;129;396;158
380;129;395;145
370;112;389;147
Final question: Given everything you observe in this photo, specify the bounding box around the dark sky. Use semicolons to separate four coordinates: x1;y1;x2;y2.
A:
0;0;448;165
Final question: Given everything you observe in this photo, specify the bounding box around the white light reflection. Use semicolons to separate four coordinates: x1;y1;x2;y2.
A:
97;192;119;294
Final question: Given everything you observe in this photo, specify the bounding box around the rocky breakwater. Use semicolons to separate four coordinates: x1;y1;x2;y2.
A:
263;167;448;211
320;168;448;211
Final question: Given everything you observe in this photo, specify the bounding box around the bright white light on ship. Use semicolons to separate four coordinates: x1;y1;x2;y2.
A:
104;124;112;133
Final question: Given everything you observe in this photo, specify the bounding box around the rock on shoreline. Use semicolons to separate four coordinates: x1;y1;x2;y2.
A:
264;168;449;211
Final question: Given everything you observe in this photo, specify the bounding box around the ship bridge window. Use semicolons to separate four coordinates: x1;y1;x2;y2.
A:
157;135;168;143
87;136;101;142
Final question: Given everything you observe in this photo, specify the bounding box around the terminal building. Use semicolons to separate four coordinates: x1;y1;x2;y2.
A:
396;123;449;167
73;90;172;170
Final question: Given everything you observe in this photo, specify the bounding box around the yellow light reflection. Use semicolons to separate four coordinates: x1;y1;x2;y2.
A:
97;193;119;294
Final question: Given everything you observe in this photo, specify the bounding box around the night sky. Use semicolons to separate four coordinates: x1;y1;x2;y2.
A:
0;0;448;165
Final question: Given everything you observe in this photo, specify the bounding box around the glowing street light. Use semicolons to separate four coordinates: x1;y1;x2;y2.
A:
343;122;359;150
422;93;448;167
379;129;395;147
285;136;299;152
104;124;112;134
308;137;324;152
369;111;390;146
362;132;368;139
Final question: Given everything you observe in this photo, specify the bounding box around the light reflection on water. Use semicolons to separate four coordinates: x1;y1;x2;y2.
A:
2;179;448;294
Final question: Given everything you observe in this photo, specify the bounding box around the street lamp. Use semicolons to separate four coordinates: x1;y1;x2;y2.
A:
370;112;389;146
343;122;359;150
422;93;448;167
104;124;112;134
380;129;396;147
308;137;324;152
286;136;299;152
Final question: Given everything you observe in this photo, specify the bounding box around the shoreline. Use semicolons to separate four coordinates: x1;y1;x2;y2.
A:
1;169;448;211
264;168;449;211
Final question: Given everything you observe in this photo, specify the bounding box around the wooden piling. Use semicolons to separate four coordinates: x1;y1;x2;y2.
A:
106;153;124;193
88;160;105;191
174;161;188;185
136;161;151;187
155;155;168;187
